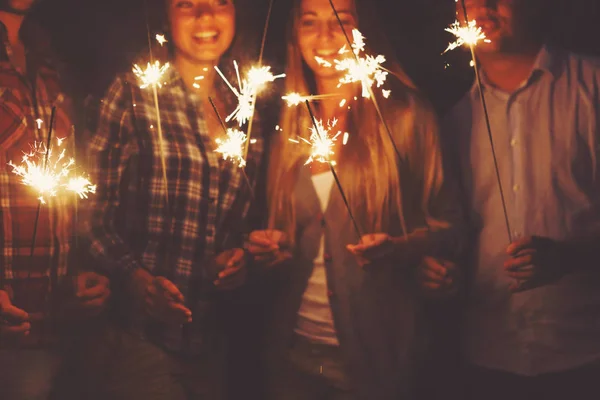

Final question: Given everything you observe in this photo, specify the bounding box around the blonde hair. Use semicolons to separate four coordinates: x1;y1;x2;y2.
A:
268;0;447;244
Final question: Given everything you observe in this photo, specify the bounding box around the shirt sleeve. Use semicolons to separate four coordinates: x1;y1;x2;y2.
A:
84;75;144;276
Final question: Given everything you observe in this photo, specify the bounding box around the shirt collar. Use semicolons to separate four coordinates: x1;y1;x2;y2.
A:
470;44;564;95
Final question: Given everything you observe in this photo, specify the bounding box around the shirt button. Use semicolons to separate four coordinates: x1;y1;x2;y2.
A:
327;290;334;297
510;138;518;147
513;184;520;192
324;254;332;262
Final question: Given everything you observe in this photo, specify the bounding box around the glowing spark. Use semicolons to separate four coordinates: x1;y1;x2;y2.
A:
155;34;168;46
282;92;341;108
215;128;248;167
133;61;170;89
289;118;343;166
282;92;306;107
8;138;94;203
35;119;43;130
215;61;285;126
342;132;349;145
443;20;490;54
65;177;97;199
315;29;389;99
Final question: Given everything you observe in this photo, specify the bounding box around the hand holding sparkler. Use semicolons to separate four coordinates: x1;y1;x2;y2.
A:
246;230;292;269
0;290;31;339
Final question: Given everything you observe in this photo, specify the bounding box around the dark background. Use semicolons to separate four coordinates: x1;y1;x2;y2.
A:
33;0;600;114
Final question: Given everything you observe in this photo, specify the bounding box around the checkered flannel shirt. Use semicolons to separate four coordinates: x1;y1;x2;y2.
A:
0;20;73;284
86;64;263;352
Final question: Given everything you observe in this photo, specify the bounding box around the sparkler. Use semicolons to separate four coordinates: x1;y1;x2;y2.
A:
302;101;362;240
325;0;402;164
450;0;512;243
208;97;256;195
315;28;390;99
133;61;170;204
214;61;285;127
443;19;490;54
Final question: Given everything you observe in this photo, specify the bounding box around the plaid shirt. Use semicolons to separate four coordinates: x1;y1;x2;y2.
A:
86;64;263;353
0;20;74;346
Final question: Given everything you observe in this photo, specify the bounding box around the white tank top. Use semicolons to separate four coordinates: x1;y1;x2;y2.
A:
294;170;339;346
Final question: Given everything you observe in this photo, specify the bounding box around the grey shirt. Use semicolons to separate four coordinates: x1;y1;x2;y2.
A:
444;45;600;375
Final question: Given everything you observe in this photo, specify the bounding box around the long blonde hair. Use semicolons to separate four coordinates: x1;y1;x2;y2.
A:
268;0;446;244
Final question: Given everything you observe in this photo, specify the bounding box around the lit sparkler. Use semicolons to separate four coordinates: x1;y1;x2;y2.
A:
315;29;389;99
301;101;362;240
215;129;249;168
450;0;512;243
214;61;285;127
443;19;490;54
133;61;170;204
133;61;170;89
8;138;96;204
289;118;343;166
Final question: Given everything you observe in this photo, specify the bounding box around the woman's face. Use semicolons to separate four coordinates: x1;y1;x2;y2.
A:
168;0;236;64
296;0;357;80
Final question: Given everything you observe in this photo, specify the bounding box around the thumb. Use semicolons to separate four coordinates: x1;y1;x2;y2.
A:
155;277;185;304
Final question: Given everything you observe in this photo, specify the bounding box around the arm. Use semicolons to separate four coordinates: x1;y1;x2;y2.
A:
84;76;144;277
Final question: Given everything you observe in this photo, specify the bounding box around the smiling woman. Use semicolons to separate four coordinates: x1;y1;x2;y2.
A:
83;0;265;399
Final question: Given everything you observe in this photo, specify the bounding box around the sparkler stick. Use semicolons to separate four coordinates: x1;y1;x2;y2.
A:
30;107;57;258
457;0;512;243
326;0;402;163
133;62;170;206
243;0;275;161
304;101;362;241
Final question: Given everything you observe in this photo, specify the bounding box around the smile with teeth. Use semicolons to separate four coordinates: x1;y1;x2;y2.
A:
194;31;219;42
315;50;337;57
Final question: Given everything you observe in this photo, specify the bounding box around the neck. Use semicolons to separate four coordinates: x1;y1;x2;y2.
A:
0;11;25;46
476;41;543;93
174;54;217;96
315;75;355;121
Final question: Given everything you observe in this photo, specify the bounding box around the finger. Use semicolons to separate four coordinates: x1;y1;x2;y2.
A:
217;264;243;280
419;267;447;282
506;269;535;280
421;257;449;278
1;304;30;323
167;302;193;323
506;237;535;256
246;244;278;255
216;269;247;290
249;236;277;248
1;322;31;335
154;278;185;304
77;282;110;300
226;250;245;268
80;289;111;311
504;255;534;271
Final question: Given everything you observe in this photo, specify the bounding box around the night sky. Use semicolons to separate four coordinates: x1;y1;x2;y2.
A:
34;0;600;113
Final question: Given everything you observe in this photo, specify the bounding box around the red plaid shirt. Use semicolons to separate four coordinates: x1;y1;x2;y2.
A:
0;19;74;346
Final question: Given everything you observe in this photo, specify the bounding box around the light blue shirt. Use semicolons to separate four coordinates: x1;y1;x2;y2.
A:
444;45;600;375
